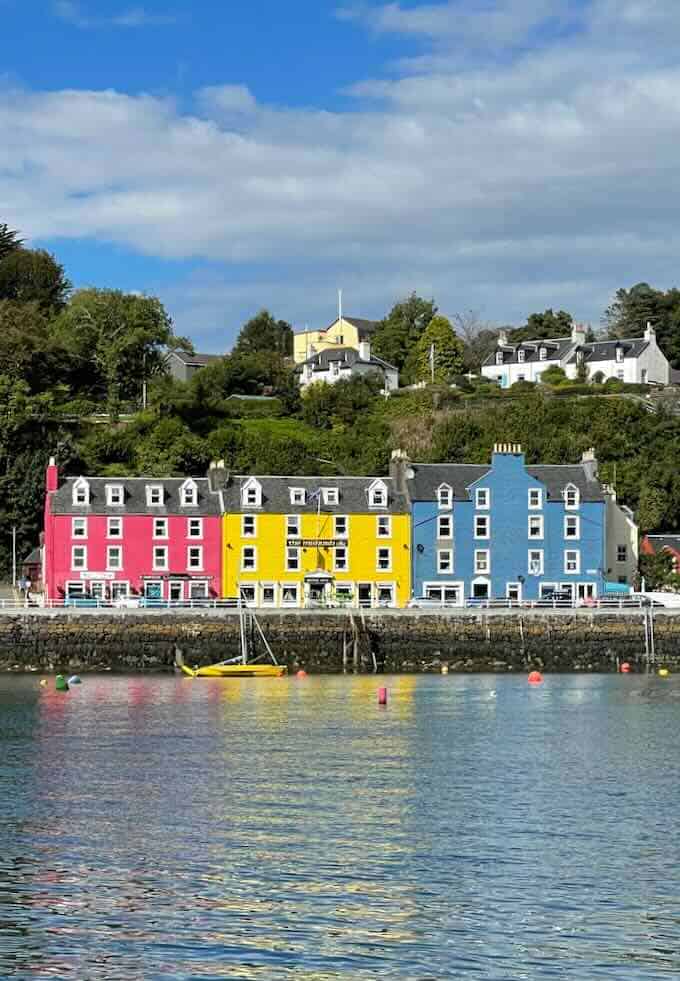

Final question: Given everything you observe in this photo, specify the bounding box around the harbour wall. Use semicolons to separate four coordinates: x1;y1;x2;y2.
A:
0;609;677;673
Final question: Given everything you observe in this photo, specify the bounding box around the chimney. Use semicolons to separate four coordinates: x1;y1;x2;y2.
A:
581;447;598;481
644;321;655;342
358;340;371;361
46;456;58;492
497;329;508;347
493;442;523;456
390;449;411;495
571;322;587;345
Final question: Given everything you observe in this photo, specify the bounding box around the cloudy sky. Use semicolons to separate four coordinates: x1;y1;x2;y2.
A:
2;1;679;349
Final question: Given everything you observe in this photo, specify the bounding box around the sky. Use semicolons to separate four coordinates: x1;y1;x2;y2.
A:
2;0;680;351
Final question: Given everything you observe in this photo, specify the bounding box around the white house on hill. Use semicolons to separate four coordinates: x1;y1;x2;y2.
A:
482;323;670;388
298;340;399;391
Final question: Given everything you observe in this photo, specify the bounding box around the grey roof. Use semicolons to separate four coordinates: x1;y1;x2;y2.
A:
408;462;605;502
565;339;649;365
50;477;221;515
225;394;277;401
483;336;573;367
298;346;396;372
169;351;222;366
214;473;409;514
342;317;378;336
644;535;680;554
22;547;41;565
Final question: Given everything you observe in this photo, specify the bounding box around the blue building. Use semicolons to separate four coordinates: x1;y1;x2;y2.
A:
407;443;619;604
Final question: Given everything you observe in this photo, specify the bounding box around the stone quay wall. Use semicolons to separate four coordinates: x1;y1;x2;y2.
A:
0;609;677;674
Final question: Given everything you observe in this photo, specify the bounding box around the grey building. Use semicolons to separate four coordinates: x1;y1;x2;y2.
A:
168;351;223;383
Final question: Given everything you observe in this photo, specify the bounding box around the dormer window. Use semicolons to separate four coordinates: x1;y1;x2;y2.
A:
495;351;503;365
146;484;164;506
72;478;90;506
368;479;388;508
106;484;124;506
180;479;198;507
323;488;339;506
290;487;306;505
539;347;547;361
518;349;525;363
437;484;452;509
564;483;580;509
576;350;584;364
241;477;262;509
616;346;624;363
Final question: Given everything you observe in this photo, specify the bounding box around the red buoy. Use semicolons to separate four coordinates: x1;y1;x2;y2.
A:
296;670;307;679
620;662;631;673
378;686;388;705
528;671;544;685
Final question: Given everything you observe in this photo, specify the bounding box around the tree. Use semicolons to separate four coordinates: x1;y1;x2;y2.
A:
0;222;22;261
414;316;464;383
452;310;499;372
510;309;573;343
0;248;71;312
638;549;680;591
54;289;190;421
604;282;680;368
0;301;71;392
233;310;293;357
371;293;437;378
539;365;569;386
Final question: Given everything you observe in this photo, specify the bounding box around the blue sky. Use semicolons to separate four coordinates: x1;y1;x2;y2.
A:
2;1;680;350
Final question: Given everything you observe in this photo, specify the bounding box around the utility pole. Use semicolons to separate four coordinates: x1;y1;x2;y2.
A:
11;525;16;589
430;342;435;384
142;353;148;410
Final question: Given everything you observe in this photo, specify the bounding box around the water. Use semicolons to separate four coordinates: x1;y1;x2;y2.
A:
1;673;679;980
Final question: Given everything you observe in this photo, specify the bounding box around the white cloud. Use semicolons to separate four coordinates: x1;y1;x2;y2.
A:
54;1;177;29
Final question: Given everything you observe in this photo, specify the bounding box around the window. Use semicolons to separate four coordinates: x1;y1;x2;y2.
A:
564;550;580;574
437;515;452;539
564;516;580;539
72;478;89;506
261;584;277;606
564;484;580;509
189;582;208;600
528;515;544;539
475;515;489;539
641;369;648;384
72;517;87;538
146;484;164;506
281;583;299;606
153;518;168;539
528;549;544;575
180;480;198;507
617;544;627;563
66;581;86;598
617;369;624;381
539;347;547;361
107;546;122;571
518;349;525;363
290;487;306;505
377;584;395;607
331;361;340;376
286;547;300;572
188;518;203;539
377;547;392;571
334;546;348;572
241;546;256;571
111;582;129;601
528;488;542;509
506;582;521;602
495;351;503;365
335;515;348;538
474;549;490;574
368;480;388;508
475;488;490;509
153;546;168;571
241;478;262;508
107;517;122;539
616;346;624;363
438;484;452;509
188;546;203;570
242;515;257;538
106;484;124;506
437;549;453;573
286;515;300;537
71;545;87;570
377;515;391;538
323;488;339;506
239;585;256;606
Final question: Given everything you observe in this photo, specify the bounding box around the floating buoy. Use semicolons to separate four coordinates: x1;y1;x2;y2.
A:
378;686;388;705
441;664;449;675
296;670;307;679
67;675;82;686
39;679;48;688
527;671;543;685
658;667;670;678
620;662;631;674
55;674;69;692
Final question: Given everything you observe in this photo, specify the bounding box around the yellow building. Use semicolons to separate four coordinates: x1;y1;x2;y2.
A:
220;473;411;608
293;316;378;365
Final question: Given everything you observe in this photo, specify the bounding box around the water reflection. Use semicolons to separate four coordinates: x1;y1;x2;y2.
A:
0;673;679;979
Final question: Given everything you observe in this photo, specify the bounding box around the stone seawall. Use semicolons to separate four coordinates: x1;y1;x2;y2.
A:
0;610;677;673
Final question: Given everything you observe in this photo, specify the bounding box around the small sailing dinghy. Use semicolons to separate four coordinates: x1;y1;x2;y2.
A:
175;596;286;678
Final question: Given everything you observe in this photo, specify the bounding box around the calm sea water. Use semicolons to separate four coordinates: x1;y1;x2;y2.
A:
1;673;679;980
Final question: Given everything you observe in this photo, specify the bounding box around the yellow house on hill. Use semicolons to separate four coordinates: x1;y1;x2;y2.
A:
293;316;378;365
218;471;411;608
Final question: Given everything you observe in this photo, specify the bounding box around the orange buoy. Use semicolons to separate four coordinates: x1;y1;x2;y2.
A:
296;670;307;679
620;662;631;673
527;670;544;685
378;686;388;705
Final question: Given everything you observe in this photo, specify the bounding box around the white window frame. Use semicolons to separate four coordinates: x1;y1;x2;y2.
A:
539;347;547;361
290;487;306;505
495;351;503;365
241;546;257;572
71;545;87;570
107;517;123;539
616;346;624;363
334;515;348;538
188;581;208;601
528;488;542;509
153;545;169;571
72;517;88;539
474;549;490;574
376;515;392;538
286;515;300;537
180;479;198;507
260;583;278;607
528;515;544;539
323;488;339;506
564;515;580;539
474;515;490;539
437;514;452;539
280;582;299;607
153;517;168;539
437;549;453;574
242;514;257;538
368;479;388;509
528;549;544;575
437;484;452;509
72;478;89;506
286;547;300;572
475;488;490;509
146;484;164;506
518;349;525;363
506;582;522;602
564;549;581;574
241;478;262;509
187;546;203;570
617;544;627;563
377;546;392;572
334;545;348;572
188;518;203;539
564;484;580;509
106;483;124;506
106;546;122;571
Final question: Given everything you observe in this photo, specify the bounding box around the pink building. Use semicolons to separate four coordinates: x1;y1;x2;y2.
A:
43;459;222;604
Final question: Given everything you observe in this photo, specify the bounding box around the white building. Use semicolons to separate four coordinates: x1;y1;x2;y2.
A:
298;340;399;392
604;485;638;587
482;323;670;388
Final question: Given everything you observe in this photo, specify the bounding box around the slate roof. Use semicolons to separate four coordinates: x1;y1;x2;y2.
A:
643;535;680;555
213;473;409;514
408;462;605;502
565;339;649;365
483;337;573;367
169;351;222;366
50;477;221;515
298;347;396;372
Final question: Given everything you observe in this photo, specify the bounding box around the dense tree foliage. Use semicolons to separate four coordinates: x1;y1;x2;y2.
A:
233;309;293;357
0;223;22;260
371;293;437;380
604;282;680;368
0;248;70;312
413;316;465;383
510;308;573;342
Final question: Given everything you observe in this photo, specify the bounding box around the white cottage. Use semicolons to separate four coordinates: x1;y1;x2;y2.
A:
298;341;399;392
